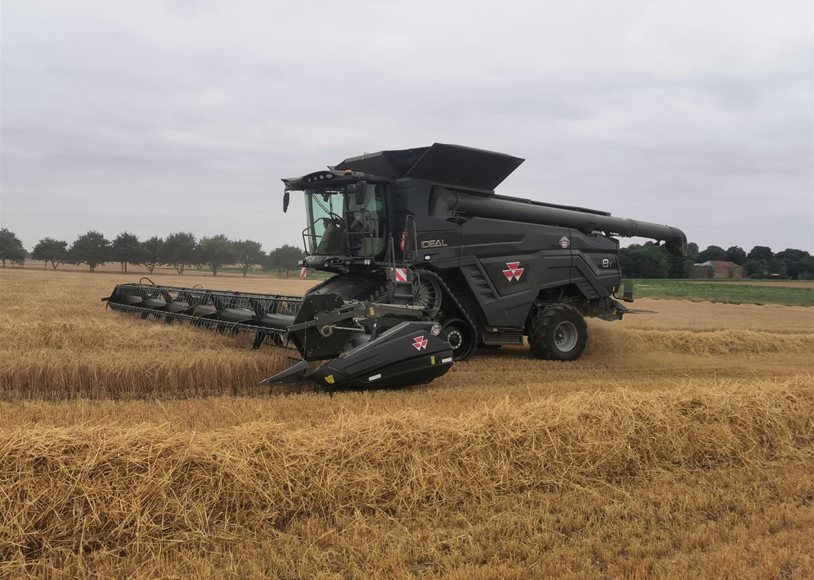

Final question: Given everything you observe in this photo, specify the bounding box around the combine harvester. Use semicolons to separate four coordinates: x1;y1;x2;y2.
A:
106;144;686;388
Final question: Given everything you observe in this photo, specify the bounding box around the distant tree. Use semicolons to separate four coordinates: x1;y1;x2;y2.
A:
618;243;669;278
686;242;700;263
0;228;26;268
111;232;143;273
724;246;747;265
657;241;699;279
743;259;769;278
68;230;111;272
797;255;814;280
695;245;727;263
775;248;812;280
665;251;692;279
265;244;306;277
162;232;197;275
768;257;787;278
747;246;773;262
31;238;68;269
196;234;236;276
234;239;265;277
140;236;164;274
775;248;807;263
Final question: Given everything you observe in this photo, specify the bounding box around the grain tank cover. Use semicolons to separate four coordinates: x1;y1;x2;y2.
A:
334;147;428;180
334;143;524;192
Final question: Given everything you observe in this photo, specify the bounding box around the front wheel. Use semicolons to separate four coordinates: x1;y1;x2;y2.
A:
529;304;588;361
441;318;477;361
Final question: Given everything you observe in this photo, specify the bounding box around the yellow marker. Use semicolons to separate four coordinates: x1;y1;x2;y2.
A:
324;374;335;384
430;356;436;365
369;307;375;316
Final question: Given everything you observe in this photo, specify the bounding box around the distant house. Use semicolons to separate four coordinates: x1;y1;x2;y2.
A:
691;260;743;279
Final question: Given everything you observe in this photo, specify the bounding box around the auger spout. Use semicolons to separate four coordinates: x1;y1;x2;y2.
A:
430;188;688;256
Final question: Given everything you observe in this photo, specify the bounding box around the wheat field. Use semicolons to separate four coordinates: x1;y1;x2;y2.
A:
1;268;813;578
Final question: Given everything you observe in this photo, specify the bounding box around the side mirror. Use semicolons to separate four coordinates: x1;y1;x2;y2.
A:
283;190;290;213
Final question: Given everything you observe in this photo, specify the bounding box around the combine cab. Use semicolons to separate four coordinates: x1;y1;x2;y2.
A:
106;143;686;389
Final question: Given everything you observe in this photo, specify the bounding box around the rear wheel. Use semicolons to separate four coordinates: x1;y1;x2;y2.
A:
441;318;477;361
529;304;587;361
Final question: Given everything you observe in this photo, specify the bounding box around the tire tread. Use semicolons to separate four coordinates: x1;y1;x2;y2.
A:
530;304;587;360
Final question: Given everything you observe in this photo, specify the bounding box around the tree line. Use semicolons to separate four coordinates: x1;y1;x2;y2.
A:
0;228;305;276
619;242;814;279
2;227;812;279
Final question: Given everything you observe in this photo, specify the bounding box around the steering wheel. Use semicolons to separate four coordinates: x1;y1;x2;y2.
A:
321;215;344;228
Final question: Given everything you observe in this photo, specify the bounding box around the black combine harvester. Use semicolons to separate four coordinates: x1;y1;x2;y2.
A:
106;144;686;389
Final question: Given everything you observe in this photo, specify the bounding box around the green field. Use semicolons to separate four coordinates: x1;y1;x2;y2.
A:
629;279;814;307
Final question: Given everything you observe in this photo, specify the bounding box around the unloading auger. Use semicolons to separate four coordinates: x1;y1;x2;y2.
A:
106;143;687;389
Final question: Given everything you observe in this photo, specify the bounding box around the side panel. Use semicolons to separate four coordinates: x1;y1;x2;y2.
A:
404;184;623;327
569;231;622;299
393;179;461;263
456;217;573;328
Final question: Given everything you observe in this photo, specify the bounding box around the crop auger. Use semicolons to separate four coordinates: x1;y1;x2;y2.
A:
105;143;687;389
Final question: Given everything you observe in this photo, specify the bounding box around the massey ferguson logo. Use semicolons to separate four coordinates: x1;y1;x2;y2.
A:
502;261;525;282
412;335;428;350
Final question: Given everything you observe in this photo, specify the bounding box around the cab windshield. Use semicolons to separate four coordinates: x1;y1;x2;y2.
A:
303;183;387;258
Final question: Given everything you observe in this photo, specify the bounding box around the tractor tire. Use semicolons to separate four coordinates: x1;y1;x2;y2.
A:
529;304;587;361
441;318;477;361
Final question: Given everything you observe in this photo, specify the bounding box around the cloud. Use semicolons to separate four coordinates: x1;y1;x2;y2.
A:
1;0;812;252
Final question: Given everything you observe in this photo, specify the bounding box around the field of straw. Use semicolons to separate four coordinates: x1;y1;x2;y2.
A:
1;268;813;578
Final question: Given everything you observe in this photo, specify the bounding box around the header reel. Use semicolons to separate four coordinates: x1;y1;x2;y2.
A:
105;281;454;390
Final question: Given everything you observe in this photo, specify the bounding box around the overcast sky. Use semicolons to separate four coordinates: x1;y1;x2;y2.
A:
1;0;812;253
